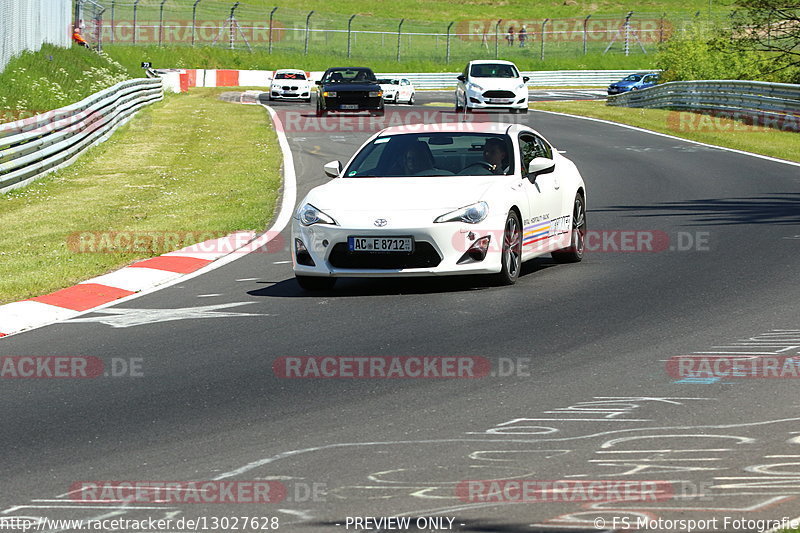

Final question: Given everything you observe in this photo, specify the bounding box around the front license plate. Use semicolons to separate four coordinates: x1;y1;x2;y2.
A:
340;104;359;110
348;236;414;253
487;98;509;103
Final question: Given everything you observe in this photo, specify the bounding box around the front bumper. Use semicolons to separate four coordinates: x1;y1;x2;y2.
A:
292;219;506;277
321;96;384;113
270;87;311;99
466;88;528;109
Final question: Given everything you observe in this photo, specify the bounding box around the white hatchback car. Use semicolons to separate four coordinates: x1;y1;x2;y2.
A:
455;60;529;114
291;122;586;290
268;69;312;102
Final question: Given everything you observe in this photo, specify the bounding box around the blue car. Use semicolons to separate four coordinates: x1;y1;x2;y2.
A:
607;72;660;95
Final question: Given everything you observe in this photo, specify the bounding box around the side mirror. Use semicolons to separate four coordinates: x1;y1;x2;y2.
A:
523;76;530;82
527;157;555;179
457;75;466;82
323;160;342;178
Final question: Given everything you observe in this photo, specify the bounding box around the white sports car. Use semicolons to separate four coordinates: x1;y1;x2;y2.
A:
291;122;586;290
268;69;312;102
377;78;416;105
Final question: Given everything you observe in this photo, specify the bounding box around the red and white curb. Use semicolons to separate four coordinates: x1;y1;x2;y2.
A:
0;104;296;339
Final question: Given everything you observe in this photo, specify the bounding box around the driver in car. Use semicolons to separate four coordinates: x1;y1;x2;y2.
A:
483;137;510;174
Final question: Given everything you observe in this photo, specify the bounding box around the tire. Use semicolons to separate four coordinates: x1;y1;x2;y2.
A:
408;93;415;105
520;107;529;114
492;210;523;286
454;96;463;113
372;109;385;117
552;193;586;263
305;97;312;103
315;102;326;117
296;275;337;291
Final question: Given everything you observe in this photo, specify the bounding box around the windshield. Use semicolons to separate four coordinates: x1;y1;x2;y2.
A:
275;72;306;80
470;63;520;78
344;133;514;178
622;74;643;82
323;68;377;83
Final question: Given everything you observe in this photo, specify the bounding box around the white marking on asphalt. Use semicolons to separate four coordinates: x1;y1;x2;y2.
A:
273;260;291;264
197;293;222;297
236;278;259;282
532;109;800;167
65;302;271;328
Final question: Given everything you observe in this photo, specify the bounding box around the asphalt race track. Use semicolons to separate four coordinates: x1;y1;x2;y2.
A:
1;89;799;532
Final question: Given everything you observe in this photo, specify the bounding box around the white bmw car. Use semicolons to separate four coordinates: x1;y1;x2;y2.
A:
268;69;312;102
377;78;416;105
291;123;586;290
455;60;529;113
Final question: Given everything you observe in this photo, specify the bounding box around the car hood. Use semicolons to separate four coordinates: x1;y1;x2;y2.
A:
305;175;502;214
612;80;638;87
470;78;525;91
321;83;380;91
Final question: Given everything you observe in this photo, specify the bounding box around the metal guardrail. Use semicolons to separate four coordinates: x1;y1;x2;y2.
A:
606;80;800;130
378;70;649;89
0;78;163;192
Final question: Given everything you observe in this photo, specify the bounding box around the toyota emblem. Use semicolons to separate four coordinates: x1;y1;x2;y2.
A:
374;218;388;227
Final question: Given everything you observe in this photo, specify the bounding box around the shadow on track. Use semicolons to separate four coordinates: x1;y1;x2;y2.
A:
247;259;558;298
595;193;800;226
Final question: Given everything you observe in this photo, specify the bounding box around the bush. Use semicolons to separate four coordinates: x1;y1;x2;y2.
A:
655;21;797;83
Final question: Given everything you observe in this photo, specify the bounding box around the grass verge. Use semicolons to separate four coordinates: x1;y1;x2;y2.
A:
0;88;282;305
530;100;800;162
0;44;137;123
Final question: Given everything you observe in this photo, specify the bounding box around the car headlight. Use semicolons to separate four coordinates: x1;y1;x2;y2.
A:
323;91;337;97
297;203;337;226
469;82;484;92
434;201;489;224
369;91;383;97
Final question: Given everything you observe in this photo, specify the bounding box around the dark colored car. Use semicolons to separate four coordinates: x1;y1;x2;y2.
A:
316;67;384;117
607;72;660;95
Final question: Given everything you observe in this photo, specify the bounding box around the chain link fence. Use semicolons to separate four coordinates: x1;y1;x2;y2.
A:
81;1;730;63
0;0;71;72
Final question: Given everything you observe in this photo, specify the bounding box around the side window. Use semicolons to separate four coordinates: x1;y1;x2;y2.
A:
534;136;553;159
519;135;538;175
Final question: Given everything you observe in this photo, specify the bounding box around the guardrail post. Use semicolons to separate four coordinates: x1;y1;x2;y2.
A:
446;21;454;64
304;10;314;55
494;19;502;59
268;7;277;53
583;15;591;54
191;0;201;46
110;0;115;44
159;0;167;47
396;19;405;61
132;0;140;45
541;18;549;60
347;14;357;58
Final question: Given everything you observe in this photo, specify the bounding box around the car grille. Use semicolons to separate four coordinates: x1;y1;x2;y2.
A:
482;90;515;99
332;91;371;104
282;85;299;90
328;242;442;269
